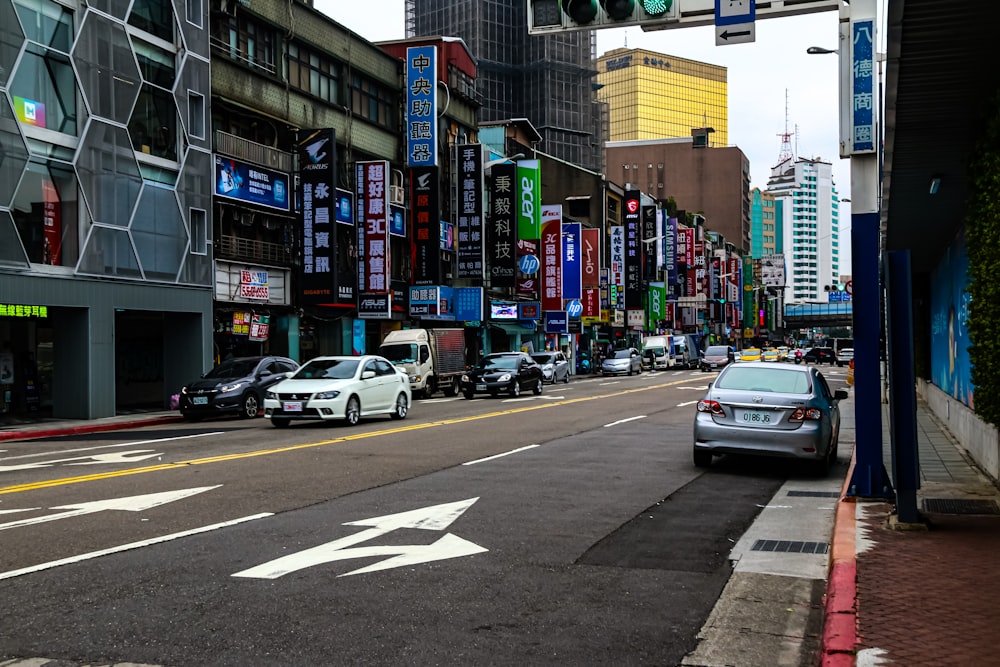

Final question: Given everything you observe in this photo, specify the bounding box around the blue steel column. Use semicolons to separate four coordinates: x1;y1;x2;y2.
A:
886;251;920;519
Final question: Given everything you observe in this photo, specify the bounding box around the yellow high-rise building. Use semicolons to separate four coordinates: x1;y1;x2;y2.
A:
597;48;728;146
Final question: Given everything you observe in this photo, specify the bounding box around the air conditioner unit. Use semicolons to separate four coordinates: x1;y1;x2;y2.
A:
389;185;405;206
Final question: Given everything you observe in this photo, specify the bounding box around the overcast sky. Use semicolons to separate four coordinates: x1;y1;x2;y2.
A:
319;1;883;267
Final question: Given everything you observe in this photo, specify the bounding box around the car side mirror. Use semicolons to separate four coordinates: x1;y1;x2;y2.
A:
835;389;849;401
362;370;376;380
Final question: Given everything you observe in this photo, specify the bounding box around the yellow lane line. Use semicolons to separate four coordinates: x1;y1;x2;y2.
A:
0;377;695;495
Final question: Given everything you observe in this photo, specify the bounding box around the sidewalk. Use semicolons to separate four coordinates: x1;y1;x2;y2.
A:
822;398;1000;667
0;410;184;442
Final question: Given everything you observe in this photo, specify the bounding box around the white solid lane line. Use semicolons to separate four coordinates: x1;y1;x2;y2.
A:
603;416;646;428
462;444;539;466
677;400;699;407
0;431;226;462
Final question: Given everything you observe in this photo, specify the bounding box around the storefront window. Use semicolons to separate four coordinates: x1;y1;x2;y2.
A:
11;158;80;267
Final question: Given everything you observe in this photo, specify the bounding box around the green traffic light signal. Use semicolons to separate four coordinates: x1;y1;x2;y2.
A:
640;0;671;15
561;0;598;23
601;0;634;20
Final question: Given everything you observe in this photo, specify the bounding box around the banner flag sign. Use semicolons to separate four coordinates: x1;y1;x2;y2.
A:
488;162;517;288
562;221;582;300
406;46;437;167
298;128;340;307
541;205;562;312
456;144;485;278
358;160;390;294
410;166;441;285
623;190;642;309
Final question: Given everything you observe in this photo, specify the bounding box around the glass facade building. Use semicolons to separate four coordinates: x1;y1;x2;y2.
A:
0;0;214;420
596;48;728;145
405;0;605;173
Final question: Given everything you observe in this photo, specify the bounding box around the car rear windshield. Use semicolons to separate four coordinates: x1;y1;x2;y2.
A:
716;366;811;394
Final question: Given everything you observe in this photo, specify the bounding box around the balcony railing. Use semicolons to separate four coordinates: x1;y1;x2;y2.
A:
214;130;293;173
218;235;292;265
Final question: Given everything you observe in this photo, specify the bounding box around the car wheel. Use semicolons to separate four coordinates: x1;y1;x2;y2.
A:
533;379;542;395
693;450;713;468
271;417;290;428
563;372;570;384
390;393;408;420
443;378;458;397
239;392;260;419
463;390;475;400
510;381;521;397
344;396;361;426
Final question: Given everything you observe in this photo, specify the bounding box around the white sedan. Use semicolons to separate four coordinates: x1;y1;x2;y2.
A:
263;355;411;427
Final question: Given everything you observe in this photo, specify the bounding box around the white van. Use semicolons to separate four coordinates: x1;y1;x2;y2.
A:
641;336;675;370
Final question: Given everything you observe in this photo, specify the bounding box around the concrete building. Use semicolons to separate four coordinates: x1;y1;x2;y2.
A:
404;0;605;174
605;137;750;254
766;157;843;305
596;47;728;146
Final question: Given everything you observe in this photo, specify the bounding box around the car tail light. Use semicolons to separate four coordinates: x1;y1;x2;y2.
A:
697;400;725;416
789;407;823;421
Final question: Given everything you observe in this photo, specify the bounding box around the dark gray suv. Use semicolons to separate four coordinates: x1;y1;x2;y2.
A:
180;356;298;421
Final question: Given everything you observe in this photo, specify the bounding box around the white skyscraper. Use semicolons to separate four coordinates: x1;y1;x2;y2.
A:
767;157;843;305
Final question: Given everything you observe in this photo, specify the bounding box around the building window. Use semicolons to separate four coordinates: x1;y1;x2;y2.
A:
188;90;205;139
190;208;207;255
288;42;340;104
213;15;276;74
186;0;202;28
350;75;396;128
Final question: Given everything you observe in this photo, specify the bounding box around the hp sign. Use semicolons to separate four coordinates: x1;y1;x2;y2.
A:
566;299;584;318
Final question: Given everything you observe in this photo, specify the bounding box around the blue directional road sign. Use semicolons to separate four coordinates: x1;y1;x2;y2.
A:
715;0;756;45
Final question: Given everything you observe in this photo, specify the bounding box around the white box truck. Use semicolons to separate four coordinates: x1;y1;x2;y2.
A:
641;335;675;370
377;328;466;398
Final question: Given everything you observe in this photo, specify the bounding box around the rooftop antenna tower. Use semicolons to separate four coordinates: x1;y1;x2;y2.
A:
777;89;794;164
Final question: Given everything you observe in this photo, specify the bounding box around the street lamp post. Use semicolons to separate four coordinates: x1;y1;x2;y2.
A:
808;0;892;500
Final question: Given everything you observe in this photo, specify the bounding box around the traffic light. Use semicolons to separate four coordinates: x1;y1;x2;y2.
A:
528;0;677;35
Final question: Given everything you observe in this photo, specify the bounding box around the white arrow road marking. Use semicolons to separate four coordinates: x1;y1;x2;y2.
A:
0;508;37;515
0;450;163;472
603;416;646;428
233;497;486;579
0;485;221;531
463;445;539;466
0;432;224;463
677;400;699;407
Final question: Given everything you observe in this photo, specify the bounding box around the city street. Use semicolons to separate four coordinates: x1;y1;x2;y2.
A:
0;367;853;665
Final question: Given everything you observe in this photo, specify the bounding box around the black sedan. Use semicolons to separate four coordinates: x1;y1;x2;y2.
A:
803;347;837;365
179;355;298;421
460;352;544;399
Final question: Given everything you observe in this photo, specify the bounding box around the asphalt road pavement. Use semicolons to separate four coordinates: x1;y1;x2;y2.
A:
0;367;848;666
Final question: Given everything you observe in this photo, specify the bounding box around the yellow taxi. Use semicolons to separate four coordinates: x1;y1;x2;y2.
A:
762;348;780;362
739;347;762;362
777;346;790;361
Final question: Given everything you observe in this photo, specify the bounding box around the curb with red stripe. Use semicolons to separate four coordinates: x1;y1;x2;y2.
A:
821;451;859;666
0;415;185;442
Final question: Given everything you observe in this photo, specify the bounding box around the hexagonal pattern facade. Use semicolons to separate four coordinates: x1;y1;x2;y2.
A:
0;0;210;286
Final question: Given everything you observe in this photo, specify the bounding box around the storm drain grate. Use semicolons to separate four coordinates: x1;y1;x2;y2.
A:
787;490;841;498
922;498;1000;515
750;539;829;554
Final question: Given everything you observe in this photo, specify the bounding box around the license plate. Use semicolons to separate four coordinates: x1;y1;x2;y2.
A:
711;363;718;368
283;401;303;412
192;396;208;405
740;409;772;425
475;384;487;391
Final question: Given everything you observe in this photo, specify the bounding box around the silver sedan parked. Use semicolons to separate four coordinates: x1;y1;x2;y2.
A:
601;347;643;376
692;362;848;475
